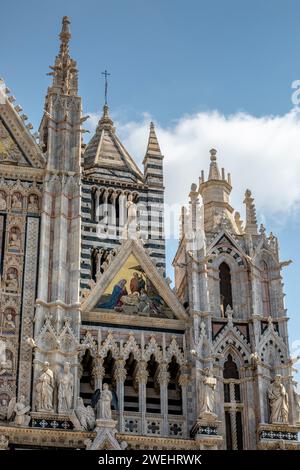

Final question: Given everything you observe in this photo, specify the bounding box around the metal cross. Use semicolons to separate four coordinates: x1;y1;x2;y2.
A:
101;70;111;105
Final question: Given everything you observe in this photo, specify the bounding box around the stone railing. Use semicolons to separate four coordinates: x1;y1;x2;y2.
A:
112;411;186;438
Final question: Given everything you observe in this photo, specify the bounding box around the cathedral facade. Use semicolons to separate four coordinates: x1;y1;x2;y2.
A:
0;17;299;450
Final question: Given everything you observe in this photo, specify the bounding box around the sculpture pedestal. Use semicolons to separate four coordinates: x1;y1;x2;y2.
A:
30;411;81;431
191;416;223;450
257;423;300;450
87;419;126;450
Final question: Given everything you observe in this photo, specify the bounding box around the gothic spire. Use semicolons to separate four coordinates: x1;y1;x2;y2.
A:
47;16;78;96
143;122;164;186
145;122;162;157
208;148;221;180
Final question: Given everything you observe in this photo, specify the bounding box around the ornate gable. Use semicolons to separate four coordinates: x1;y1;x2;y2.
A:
82;240;188;321
0;88;46;169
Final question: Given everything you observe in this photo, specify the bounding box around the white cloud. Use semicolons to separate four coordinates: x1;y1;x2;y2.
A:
86;109;300;227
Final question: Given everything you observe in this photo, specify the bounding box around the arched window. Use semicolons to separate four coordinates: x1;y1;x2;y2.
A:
91;188;97;222
167;356;182;415
223;354;243;450
146;355;160;414
260;261;271;317
219;262;233;315
79;349;95;405
91;249;98;281
124;353;139;412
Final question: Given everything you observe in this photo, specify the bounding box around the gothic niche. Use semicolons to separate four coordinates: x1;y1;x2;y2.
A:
8;226;21;251
223;354;243;450
124;353;139;412
11;192;22;210
27;194;39;212
1;307;16;333
5;267;18;292
146;355;160;414
79;349;95;406
260;260;271;317
0;191;7;211
219;262;233;317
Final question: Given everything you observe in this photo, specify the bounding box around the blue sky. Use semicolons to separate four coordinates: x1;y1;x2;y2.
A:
1;0;300;374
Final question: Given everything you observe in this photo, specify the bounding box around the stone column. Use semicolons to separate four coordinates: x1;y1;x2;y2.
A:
136;361;148;434
179;367;189;437
229;382;238;450
114;359;126;432
102;190;109;231
95;189;101;222
118;192;126;235
110;192;117;237
157;362;170;436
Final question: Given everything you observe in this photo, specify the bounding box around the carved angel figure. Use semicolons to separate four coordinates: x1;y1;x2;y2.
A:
75;397;95;431
7;395;31;427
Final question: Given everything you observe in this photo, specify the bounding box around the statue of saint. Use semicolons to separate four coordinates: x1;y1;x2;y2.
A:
11;193;22;210
268;374;289;424
35;362;54;412
0;192;7;210
199;368;217;419
9;231;21;250
99;383;112;420
5;271;18;292
28;194;38;211
122;194;138;239
58;362;74;413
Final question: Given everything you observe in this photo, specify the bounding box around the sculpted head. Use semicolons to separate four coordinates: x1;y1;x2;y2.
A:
64;362;71;373
274;374;282;385
103;383;109;391
43;361;50;371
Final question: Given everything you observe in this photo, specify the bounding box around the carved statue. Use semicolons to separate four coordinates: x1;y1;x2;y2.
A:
99;383;113;420
292;383;300;423
7;395;31;426
8;231;21;250
268;374;289;424
11;193;22;210
5;272;18;292
75;397;95;430
35;362;54;412
199;368;217;419
58;362;74;413
28;194;38;211
123;194;138;239
3;312;15;330
0;192;7;210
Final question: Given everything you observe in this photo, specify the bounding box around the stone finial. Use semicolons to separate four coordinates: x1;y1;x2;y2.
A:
208;148;221;180
243;189;258;235
47;16;78;96
97;105;114;132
